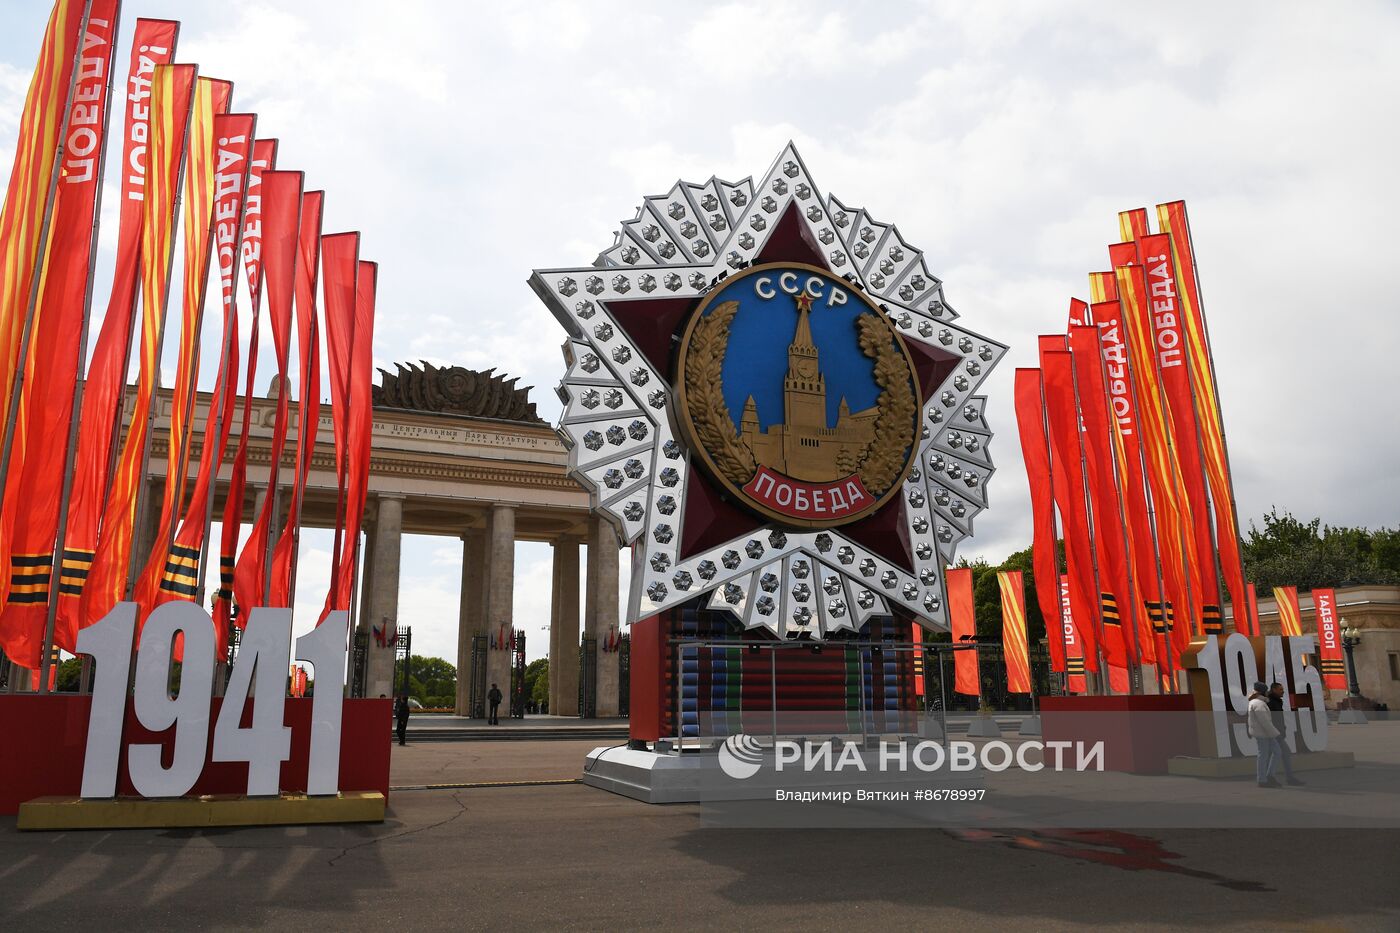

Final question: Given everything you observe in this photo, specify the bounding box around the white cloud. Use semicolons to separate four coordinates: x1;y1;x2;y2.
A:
2;0;1398;658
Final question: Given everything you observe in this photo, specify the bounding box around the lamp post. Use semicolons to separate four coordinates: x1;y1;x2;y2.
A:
1339;618;1368;724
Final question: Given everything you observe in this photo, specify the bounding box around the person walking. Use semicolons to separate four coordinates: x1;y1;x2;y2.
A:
1247;681;1281;788
487;683;503;725
394;692;411;746
1268;682;1304;785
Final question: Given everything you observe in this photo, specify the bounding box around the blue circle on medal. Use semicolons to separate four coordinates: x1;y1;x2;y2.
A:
677;262;920;528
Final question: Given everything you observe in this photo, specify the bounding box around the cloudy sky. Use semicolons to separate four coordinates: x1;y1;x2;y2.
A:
2;1;1397;665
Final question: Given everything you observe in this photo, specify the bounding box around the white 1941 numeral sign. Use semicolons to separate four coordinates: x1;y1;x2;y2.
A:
75;601;350;800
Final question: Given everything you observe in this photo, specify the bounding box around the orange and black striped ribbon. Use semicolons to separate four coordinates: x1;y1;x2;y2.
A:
6;554;52;604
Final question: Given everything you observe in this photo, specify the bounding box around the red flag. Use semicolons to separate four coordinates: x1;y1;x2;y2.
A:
1242;582;1261;637
324;259;378;618
133;76;232;618
52;17;178;652
0;1;120;667
1012;368;1064;673
213;137;277;633
0;0;89;424
1118;208;1150;243
80;63;196;629
232;169;303;619
1060;575;1087;694
317;233;360;616
1138;233;1222;634
947;566;979;696
154;113;256;614
911;621;924;698
1091;298;1159;667
1039;344;1101;671
998;570;1031;694
268;190;325;607
1116;263;1196;658
1274;586;1302;638
1088;271;1117;303
1068;324;1136;670
1312;588;1346;690
1156;201;1250;635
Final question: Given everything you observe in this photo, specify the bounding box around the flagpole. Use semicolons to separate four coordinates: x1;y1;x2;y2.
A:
0;0;96;506
1035;373;1072;695
1090;326;1146;691
195;118;255;607
123;67;199;597
39;0;124;694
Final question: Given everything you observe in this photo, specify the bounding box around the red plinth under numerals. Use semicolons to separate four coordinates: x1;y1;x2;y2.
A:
0;695;392;815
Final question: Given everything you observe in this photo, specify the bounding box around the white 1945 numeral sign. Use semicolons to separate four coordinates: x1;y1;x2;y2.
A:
75;602;350;800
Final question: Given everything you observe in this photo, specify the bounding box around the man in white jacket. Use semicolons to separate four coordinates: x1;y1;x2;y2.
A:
1248;680;1281;788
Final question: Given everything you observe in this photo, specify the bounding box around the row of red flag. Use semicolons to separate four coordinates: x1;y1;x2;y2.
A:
1004;202;1347;694
922;572;1347;700
0;1;378;679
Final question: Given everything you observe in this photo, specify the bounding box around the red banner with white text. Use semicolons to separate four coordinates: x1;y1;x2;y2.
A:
1311;588;1346;690
1137;233;1222;634
80;62;195;629
1067;324;1136;670
213;137;277;634
231;170;302;622
53;17;178;652
155;113;256;613
0;1;119;667
1115;263;1196;656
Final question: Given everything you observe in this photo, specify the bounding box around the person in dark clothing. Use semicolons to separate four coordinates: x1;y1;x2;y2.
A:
394;693;410;746
1268;682;1303;785
487;683;503;725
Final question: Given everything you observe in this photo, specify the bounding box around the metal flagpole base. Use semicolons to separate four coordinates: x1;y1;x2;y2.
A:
919;714;944;741
966;714;1002;738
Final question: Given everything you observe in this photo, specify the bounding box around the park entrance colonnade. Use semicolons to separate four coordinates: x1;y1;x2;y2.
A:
127;363;623;717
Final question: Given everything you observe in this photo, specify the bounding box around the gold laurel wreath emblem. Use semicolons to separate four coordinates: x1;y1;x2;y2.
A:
686;303;917;501
854;312;917;495
685;301;757;487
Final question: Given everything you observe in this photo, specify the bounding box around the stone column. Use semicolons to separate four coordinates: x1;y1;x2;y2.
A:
455;532;485;716
484;504;516;717
365;495;403;699
357;521;378;637
586;515;621;717
550;538;581;716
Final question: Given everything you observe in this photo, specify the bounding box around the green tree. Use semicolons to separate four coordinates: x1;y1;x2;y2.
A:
1241;508;1400;594
406;655;456;704
522;657;548;708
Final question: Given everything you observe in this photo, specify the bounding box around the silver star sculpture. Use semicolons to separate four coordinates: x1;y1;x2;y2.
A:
529;144;1005;638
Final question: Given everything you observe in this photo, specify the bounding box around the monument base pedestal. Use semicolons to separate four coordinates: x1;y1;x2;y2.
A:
17;791;386;831
582;741;979;804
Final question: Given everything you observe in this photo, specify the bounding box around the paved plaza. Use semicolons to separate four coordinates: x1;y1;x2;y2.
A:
3;722;1398;931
